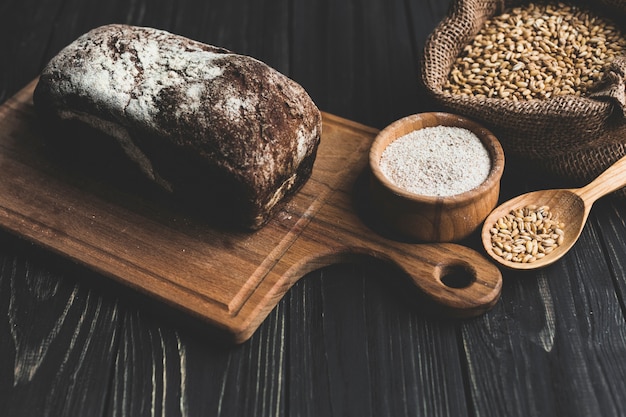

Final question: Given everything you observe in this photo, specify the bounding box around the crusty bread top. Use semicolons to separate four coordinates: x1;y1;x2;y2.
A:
35;24;321;228
36;24;321;197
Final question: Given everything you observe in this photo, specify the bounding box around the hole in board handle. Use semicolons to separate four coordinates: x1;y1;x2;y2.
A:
439;264;476;289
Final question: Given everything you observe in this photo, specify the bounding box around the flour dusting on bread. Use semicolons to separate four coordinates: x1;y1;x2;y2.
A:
34;24;322;229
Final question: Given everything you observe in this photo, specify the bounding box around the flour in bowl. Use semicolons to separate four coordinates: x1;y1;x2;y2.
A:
379;126;491;197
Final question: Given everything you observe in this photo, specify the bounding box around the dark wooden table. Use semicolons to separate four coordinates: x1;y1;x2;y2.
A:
2;0;626;416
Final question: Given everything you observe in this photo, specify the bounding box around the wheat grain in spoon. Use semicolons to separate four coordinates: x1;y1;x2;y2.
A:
481;155;626;270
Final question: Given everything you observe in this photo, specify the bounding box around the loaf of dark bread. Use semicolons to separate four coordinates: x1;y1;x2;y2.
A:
34;24;321;229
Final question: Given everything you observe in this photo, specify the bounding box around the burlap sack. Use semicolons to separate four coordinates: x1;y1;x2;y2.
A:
421;0;626;195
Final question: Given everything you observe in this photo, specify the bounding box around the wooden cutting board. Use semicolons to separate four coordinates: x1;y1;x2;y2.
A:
0;80;502;343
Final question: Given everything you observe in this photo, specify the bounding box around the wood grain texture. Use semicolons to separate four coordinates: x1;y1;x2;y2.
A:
0;81;501;343
283;264;473;417
0;239;120;416
2;0;626;416
461;218;626;416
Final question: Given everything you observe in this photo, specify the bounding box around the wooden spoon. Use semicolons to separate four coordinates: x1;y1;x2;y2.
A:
481;155;626;270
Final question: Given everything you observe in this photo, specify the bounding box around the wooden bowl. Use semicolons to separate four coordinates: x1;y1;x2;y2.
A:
369;112;505;242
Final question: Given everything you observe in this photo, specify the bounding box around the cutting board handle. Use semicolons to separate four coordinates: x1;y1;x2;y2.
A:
384;242;502;317
277;241;502;319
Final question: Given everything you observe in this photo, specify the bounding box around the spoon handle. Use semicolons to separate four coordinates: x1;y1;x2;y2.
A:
576;155;626;203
